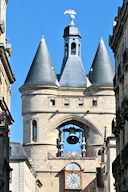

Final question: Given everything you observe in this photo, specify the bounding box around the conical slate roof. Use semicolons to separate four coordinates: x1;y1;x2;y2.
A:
23;36;58;87
59;56;88;87
89;38;114;87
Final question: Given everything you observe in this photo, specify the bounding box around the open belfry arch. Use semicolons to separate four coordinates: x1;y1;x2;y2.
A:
19;10;115;192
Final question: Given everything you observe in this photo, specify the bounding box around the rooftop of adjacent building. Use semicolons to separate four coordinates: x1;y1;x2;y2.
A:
9;142;37;178
10;142;28;160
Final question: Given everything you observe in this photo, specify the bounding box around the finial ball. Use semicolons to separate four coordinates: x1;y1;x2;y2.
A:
70;14;75;20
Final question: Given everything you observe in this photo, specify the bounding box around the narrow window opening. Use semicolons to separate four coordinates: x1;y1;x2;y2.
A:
92;99;97;106
79;103;83;106
64;103;69;106
78;44;80;56
32;120;37;142
50;98;55;106
65;43;68;56
64;98;69;107
78;98;84;107
9;146;11;157
71;42;76;55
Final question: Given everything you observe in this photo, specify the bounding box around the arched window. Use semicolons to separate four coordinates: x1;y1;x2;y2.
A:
32;120;37;142
65;43;68;56
78;44;80;56
71;42;76;55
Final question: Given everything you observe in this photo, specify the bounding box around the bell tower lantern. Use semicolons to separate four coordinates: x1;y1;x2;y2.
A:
63;10;81;57
59;10;88;88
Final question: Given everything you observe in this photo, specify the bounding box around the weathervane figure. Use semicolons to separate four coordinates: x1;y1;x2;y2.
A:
64;9;76;25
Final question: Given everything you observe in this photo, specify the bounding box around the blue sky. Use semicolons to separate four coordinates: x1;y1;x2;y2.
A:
7;0;122;142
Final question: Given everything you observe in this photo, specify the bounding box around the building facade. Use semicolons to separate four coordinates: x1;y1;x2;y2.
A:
96;136;116;192
0;0;15;192
104;137;116;192
109;0;128;192
9;142;42;192
20;13;115;192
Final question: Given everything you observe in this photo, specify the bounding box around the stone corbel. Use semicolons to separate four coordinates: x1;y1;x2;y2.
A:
0;20;5;34
6;43;12;56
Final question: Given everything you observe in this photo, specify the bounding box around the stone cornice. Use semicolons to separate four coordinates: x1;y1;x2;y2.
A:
0;97;14;125
0;44;15;84
109;1;128;53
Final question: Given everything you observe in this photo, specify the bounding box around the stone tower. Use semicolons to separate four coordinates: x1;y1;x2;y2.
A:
20;12;115;192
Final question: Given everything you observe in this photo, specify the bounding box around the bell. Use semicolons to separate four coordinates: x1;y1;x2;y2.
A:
67;132;79;144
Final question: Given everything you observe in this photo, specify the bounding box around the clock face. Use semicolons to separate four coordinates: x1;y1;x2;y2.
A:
66;173;81;189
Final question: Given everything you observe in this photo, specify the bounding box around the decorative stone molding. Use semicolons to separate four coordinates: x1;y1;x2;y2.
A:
109;1;128;52
122;98;128;120
0;20;5;34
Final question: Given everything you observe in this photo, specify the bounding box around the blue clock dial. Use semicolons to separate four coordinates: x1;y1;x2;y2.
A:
66;163;80;170
66;173;81;189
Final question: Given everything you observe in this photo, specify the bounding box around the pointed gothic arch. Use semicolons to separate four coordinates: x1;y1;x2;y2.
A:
52;114;102;136
71;42;76;55
32;120;37;142
51;115;102;157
